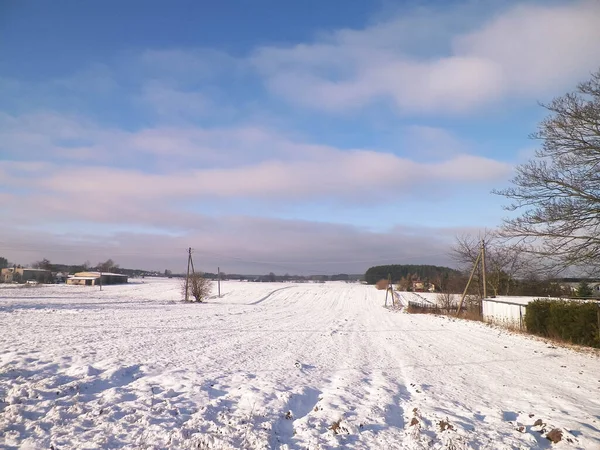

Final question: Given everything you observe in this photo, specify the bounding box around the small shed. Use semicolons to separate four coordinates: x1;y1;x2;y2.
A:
66;272;128;286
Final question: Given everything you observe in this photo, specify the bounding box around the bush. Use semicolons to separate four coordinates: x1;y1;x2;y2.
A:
525;300;551;336
436;292;456;313
576;281;593;298
182;273;212;302
526;299;600;348
375;279;389;290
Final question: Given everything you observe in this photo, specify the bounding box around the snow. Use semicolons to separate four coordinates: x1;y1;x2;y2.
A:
1;279;599;449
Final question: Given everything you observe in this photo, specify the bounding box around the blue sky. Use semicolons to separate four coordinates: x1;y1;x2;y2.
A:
1;0;600;274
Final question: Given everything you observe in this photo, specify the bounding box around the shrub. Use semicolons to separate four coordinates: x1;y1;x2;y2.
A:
182;273;212;302
576;281;593;298
525;300;551;336
375;279;389;290
436;292;456;313
526;299;600;348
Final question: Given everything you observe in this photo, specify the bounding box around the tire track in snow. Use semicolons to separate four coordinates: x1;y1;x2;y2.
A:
248;286;296;305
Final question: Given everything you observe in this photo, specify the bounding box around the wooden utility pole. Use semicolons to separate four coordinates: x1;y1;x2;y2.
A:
218;266;221;298
185;247;191;302
456;249;482;316
481;239;487;313
99;268;102;291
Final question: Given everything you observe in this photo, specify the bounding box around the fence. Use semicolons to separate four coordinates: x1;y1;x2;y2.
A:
482;296;600;331
407;301;458;315
481;298;528;330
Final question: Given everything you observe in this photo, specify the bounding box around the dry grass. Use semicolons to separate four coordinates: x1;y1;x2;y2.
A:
406;303;483;322
458;309;483;322
546;428;563;443
328;419;349;435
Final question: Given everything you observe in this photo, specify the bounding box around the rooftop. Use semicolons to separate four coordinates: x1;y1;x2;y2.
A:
74;272;128;277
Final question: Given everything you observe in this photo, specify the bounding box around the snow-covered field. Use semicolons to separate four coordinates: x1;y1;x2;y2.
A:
1;279;599;449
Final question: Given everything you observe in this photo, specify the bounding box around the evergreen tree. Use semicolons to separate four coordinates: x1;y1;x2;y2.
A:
576;281;593;298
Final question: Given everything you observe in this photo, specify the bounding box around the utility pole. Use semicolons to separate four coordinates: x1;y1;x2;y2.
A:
185;247;191;302
456;249;482;316
481;239;487;300
218;266;221;298
99;267;102;291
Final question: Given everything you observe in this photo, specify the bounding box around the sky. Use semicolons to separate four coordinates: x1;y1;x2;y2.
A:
1;0;600;275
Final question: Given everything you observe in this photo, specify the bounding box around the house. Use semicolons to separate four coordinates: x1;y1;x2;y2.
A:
66;272;128;286
558;279;600;297
411;280;436;292
54;272;67;284
0;267;52;283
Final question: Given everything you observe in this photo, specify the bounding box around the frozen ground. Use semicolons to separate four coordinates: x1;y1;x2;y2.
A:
1;279;599;449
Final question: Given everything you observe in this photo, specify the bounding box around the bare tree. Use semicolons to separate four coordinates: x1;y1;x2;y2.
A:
436;292;456;313
183;272;212;302
486;243;530;296
97;259;118;273
494;69;600;274
451;231;490;297
395;276;410;291
451;231;528;297
32;258;53;271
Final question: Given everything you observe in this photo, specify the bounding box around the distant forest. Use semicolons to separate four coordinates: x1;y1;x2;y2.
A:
364;264;460;285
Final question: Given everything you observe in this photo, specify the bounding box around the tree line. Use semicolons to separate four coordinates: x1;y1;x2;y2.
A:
364;265;459;286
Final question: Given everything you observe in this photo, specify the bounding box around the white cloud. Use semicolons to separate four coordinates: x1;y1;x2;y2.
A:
1;148;510;208
453;1;600;94
0;112;328;167
0;109;512;217
0;2;548;274
251;1;600;114
0;218;464;274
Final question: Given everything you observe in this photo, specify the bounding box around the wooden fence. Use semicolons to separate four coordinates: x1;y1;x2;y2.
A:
407;301;459;314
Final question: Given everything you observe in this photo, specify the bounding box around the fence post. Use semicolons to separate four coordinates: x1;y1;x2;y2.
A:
597;303;600;340
519;305;523;330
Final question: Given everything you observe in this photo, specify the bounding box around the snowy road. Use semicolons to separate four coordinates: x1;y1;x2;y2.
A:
1;279;599;449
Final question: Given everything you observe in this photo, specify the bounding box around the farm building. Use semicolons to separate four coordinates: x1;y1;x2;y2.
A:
411;280;436;292
66;272;128;286
0;267;52;283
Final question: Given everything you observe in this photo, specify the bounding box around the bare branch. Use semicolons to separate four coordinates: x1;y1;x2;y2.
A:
495;68;600;272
